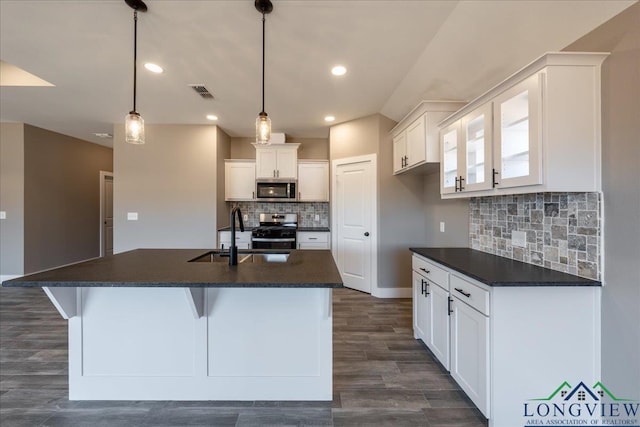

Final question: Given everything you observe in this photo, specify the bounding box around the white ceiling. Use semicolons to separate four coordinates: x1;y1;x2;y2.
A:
0;0;635;147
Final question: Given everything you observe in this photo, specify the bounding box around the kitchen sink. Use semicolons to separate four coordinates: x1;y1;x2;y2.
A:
238;253;290;264
188;250;290;264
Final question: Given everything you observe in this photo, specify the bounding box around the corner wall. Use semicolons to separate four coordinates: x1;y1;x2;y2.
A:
23;125;113;273
0;123;25;279
113;124;221;252
564;3;640;399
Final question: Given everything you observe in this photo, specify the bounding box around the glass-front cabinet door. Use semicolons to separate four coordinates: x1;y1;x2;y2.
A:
440;121;462;194
461;103;493;192
493;74;542;188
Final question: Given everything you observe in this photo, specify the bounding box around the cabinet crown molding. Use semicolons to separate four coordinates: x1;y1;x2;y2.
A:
438;51;609;129
390;101;466;137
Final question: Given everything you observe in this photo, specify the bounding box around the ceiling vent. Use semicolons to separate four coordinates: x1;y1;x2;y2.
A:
188;84;214;99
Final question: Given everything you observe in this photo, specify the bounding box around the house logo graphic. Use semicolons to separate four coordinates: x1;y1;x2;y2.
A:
523;381;639;426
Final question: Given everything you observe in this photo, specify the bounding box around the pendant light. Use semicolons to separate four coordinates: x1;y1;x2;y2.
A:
124;0;147;144
255;0;273;145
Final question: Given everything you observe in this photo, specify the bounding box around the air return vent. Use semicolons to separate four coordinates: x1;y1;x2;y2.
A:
188;84;214;99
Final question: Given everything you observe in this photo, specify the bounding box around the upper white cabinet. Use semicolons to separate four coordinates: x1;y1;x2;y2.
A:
439;52;608;198
253;143;300;179
225;160;255;201
298;161;329;202
391;101;466;175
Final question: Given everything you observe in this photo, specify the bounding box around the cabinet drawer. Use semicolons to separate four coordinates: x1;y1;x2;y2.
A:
450;275;490;316
297;232;329;244
412;255;448;289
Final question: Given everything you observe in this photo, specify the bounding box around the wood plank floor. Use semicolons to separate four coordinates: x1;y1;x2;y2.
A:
0;287;488;426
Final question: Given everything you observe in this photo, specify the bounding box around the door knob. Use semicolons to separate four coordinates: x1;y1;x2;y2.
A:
364;232;370;236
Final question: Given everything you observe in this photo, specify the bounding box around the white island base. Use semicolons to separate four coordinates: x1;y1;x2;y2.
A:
46;287;333;401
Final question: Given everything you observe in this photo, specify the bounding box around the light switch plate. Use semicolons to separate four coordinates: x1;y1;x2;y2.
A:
440;222;445;232
314;214;320;221
512;230;527;248
243;214;248;221
127;212;138;221
0;211;6;220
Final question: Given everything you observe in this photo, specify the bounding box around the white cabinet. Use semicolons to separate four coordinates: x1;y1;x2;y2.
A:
493;74;542;188
449;278;490;417
297;231;330;250
253;143;300;179
218;231;252;249
411;252;602;426
412;255;450;370
439;52;608;198
392;132;407;174
298;161;329;202
224;160;255;201
391;101;466;175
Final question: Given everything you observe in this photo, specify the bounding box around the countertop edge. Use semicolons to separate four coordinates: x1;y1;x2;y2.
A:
409;247;601;287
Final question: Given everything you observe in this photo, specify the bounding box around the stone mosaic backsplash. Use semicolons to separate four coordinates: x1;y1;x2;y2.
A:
469;193;601;280
228;202;329;228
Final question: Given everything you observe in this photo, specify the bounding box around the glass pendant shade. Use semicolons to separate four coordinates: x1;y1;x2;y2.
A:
125;111;145;144
256;112;271;145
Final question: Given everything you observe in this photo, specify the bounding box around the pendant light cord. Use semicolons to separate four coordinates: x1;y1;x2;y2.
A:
261;13;266;114
132;10;138;113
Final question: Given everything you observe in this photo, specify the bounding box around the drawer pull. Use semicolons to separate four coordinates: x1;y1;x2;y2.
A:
419;268;430;274
309;237;318;240
455;288;471;298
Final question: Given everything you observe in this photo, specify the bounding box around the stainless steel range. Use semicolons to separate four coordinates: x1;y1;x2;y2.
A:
251;213;297;250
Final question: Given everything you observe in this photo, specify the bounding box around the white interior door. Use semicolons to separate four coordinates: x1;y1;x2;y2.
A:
333;157;374;294
101;173;114;256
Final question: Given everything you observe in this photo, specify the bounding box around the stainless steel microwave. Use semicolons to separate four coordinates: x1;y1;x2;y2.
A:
255;180;297;201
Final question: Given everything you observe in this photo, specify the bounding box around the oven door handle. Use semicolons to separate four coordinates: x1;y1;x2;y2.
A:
251;238;296;242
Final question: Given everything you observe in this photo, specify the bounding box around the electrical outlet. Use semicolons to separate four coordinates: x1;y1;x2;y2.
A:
512;230;527;248
314;214;320;222
243;214;248;221
127;212;138;221
440;221;445;232
0;211;6;220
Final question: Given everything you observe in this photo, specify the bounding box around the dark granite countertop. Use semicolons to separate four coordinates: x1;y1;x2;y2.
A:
297;227;330;232
217;226;257;232
2;249;343;289
409;248;600;287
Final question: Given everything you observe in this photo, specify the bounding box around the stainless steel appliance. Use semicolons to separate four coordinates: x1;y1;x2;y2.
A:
255;180;297;201
251;213;297;249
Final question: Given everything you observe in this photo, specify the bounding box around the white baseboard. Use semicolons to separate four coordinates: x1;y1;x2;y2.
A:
372;287;412;299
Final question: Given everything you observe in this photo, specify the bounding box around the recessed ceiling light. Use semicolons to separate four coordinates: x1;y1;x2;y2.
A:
206;115;218;121
331;65;347;76
324;116;335;122
144;63;163;73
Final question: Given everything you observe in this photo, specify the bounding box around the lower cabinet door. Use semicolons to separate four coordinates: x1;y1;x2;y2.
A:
427;282;450;371
450;296;490;417
412;271;428;341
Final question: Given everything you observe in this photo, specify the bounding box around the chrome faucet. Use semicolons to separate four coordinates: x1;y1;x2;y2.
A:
229;207;245;266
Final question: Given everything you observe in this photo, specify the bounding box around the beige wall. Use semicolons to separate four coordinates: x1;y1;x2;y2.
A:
0;123;25;278
329;114;380;161
564;3;640;399
230;137;329;160
22;125;113;273
113;124;224;252
423;173;469;247
216;127;231;229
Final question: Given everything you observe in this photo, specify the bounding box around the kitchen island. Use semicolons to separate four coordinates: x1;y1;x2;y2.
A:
2;249;343;401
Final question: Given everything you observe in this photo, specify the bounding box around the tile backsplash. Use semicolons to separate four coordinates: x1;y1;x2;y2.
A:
469;193;601;280
228;202;329;228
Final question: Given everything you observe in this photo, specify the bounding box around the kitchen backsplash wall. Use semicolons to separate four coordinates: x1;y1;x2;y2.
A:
469;193;601;280
229;202;329;228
